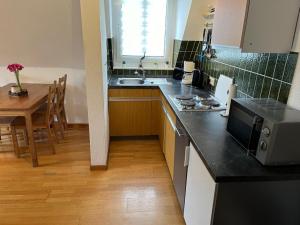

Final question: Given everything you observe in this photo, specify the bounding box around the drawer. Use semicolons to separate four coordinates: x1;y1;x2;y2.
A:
109;89;153;98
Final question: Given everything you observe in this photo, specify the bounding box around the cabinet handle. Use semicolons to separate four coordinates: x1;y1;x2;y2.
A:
184;146;190;167
162;104;182;136
176;126;186;137
109;97;160;102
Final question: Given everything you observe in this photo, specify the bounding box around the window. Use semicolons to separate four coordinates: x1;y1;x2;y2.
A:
112;0;174;68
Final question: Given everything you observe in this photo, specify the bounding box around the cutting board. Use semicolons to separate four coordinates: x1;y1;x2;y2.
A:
215;74;234;106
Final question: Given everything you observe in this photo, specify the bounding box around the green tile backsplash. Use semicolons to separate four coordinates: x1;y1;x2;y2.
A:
107;37;297;103
173;40;202;68
202;46;298;103
111;68;173;77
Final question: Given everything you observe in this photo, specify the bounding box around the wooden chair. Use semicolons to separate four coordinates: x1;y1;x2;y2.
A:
0;117;18;155
12;82;57;155
57;74;68;129
34;74;67;141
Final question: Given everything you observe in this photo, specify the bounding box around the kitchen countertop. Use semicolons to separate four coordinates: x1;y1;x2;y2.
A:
109;77;300;182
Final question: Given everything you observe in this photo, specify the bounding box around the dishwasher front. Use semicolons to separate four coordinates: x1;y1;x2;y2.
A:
173;119;190;212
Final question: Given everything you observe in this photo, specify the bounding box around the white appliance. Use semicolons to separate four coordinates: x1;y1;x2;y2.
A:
182;61;195;85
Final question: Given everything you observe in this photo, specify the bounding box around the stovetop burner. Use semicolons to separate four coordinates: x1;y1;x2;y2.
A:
169;94;225;112
201;99;221;107
181;100;196;107
181;100;196;109
175;95;196;100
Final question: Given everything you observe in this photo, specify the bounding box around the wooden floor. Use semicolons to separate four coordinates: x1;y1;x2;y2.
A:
0;128;185;225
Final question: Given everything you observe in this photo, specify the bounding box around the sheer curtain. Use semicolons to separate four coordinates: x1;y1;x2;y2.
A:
120;0;167;57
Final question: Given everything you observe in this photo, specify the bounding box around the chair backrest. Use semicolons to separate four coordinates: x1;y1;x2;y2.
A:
56;74;67;113
46;81;57;125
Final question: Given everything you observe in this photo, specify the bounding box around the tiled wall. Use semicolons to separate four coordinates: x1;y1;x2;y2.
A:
202;46;298;103
173;40;202;68
111;68;173;77
107;38;113;77
108;39;202;77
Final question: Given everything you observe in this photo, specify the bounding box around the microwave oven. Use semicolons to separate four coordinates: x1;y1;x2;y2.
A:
227;98;300;166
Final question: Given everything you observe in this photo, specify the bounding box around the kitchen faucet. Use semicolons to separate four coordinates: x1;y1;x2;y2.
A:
134;52;146;80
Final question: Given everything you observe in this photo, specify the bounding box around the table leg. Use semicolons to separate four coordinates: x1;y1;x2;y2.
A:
25;113;38;167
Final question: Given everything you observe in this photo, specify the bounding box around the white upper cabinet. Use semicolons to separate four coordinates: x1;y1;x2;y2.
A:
212;0;300;53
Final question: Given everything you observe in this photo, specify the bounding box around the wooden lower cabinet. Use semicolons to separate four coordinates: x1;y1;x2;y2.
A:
109;88;160;137
161;96;176;180
108;88;176;179
109;101;152;136
164;112;176;179
158;101;165;151
151;90;161;136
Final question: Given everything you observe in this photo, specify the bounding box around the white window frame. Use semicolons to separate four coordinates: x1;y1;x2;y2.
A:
111;0;175;69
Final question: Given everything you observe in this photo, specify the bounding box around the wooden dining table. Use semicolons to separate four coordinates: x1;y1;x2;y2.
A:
0;83;50;167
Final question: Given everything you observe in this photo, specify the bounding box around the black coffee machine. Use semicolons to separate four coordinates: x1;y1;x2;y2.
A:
173;67;184;80
172;67;204;88
192;69;204;88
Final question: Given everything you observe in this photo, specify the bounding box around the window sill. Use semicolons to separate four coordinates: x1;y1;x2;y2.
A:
113;66;174;70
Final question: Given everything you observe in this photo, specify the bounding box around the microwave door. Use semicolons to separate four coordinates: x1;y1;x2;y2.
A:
227;102;262;152
247;116;264;155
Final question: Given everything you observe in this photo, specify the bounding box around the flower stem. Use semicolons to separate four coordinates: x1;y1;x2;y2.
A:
15;71;22;90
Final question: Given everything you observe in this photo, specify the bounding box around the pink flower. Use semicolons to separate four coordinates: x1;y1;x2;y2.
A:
7;64;24;73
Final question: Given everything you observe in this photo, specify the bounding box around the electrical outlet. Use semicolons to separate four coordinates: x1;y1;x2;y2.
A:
209;76;216;86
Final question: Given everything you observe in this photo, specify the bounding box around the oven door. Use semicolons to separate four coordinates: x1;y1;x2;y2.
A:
227;100;263;153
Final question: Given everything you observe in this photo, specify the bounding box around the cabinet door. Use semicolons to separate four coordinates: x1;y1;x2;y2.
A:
212;0;300;53
158;100;165;151
162;97;176;179
151;89;161;136
212;0;248;48
242;0;300;53
184;144;216;225
109;101;152;136
164;113;176;179
109;88;159;137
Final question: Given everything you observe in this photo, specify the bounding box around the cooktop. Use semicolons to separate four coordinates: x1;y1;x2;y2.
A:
169;94;225;112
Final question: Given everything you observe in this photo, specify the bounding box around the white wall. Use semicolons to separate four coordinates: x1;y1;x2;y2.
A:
288;62;300;110
183;0;216;41
175;0;216;41
288;18;300;110
0;0;87;123
105;0;113;38
175;0;193;40
80;0;109;166
0;0;84;68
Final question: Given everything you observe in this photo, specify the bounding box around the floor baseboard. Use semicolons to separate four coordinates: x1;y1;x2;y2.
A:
90;165;108;170
67;123;89;129
90;144;110;171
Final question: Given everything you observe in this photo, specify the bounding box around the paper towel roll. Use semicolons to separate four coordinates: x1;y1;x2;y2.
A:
184;61;195;73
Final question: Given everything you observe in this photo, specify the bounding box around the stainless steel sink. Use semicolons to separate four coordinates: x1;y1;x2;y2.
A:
118;78;145;85
117;78;169;85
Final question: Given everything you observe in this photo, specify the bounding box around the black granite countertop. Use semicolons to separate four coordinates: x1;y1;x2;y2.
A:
109;77;300;182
